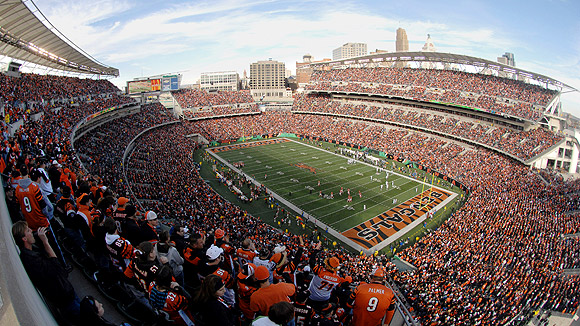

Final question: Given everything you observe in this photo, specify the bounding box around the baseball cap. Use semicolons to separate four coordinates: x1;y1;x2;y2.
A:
237;263;256;280
270;253;283;264
328;257;340;269
215;228;225;239
206;245;224;260
254;265;270;281
371;267;385;278
273;245;286;254
344;276;353;283
146;211;158;221
118;197;129;206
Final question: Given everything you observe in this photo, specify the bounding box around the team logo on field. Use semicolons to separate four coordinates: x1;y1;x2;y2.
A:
342;189;450;249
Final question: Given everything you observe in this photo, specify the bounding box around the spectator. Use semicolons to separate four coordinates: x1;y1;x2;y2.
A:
148;265;194;325
140;210;159;243
12;222;80;320
347;268;395;326
250;265;296;317
253;301;295;326
193;274;237;326
156;230;185;286
79;295;117;326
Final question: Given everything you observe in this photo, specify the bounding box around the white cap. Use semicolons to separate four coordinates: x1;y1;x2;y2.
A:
206;244;224;260
273;245;286;254
303;265;311;272
146;211;158;221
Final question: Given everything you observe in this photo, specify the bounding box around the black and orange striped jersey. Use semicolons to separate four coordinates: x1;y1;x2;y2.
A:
148;282;194;325
105;233;135;272
294;301;315;326
127;259;161;293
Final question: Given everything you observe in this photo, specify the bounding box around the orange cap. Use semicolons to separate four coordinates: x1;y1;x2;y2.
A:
254;265;270;281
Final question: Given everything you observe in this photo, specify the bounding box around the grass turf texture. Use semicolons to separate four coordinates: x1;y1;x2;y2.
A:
209;138;460;234
196;139;465;256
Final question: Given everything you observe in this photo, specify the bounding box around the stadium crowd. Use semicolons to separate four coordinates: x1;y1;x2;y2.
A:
293;94;562;161
172;89;255;109
306;68;557;121
2;72;579;326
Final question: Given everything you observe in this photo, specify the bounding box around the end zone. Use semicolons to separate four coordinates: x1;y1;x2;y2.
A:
342;188;456;251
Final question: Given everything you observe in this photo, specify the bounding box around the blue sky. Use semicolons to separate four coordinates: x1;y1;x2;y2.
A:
32;0;580;116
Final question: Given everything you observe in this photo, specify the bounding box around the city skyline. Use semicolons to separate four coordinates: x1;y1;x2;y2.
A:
23;0;580;117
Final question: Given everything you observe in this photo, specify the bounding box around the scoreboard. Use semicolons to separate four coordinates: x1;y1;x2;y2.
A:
127;75;180;94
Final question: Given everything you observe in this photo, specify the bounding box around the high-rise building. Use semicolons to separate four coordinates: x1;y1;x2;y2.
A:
200;71;239;91
250;59;287;100
497;52;515;67
396;28;409;52
332;43;367;60
421;34;436;52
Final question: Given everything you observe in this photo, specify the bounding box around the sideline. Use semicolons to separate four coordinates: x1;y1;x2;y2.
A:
206;138;459;254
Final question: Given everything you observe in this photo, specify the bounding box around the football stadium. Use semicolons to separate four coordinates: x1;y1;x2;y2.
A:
0;1;579;326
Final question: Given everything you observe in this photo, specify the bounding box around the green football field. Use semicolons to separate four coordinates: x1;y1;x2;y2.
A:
208;138;459;241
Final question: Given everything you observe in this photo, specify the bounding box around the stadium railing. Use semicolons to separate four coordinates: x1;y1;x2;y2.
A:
0;186;58;325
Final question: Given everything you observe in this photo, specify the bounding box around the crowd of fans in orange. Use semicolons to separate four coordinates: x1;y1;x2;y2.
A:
293;93;562;161
306;67;557;121
172;89;255;109
2;71;579;326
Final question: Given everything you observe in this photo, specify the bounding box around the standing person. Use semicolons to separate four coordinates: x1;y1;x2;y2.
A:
347;268;395;326
294;290;315;326
104;218;135;275
12;222;81;319
199;244;236;306
237;262;259;324
215;228;237;274
15;165;67;267
193;274;237;326
140;210;159;243
183;232;206;288
170;223;188;255
250;265;296;317
156;230;185;286
36;159;54;202
125;241;161;294
120;205;141;246
307;243;348;311
15;165;48;231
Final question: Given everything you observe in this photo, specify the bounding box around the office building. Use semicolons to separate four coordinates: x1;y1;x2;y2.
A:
497;52;515;67
332;43;367;60
200;71;239;91
396;28;409;52
250;59;287;100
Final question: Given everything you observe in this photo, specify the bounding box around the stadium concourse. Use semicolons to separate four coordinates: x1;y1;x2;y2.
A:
2;68;580;326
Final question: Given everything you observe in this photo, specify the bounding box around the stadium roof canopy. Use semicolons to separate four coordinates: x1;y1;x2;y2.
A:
309;51;576;92
0;0;119;76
